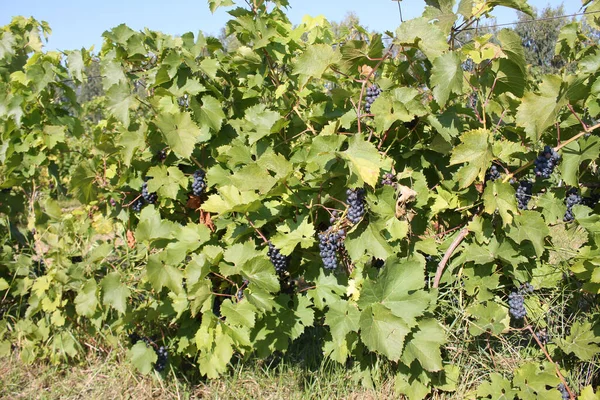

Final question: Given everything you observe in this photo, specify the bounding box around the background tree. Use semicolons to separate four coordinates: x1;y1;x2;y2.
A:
514;5;568;73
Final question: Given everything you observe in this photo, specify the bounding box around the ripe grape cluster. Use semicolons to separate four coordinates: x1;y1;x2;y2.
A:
381;172;395;186
557;383;569;400
485;165;501;182
582;192;600;209
318;228;345;270
155;346;168;372
508;283;534;319
141;182;158;204
564;189;582;222
364;85;382;114
533;145;560;179
129;333;168;372
131;197;145;212
346;188;366;224
508;292;526;319
191;169;206;196
267;242;289;273
516;180;533;210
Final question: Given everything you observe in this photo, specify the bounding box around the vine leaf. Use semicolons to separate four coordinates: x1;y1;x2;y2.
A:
325;299;361;339
402;319;446;372
556;320;600;361
129;342;158;375
292;43;341;86
359;303;411;361
395;17;448;60
271;215;316;255
155;111;202;159
515;75;564;142
430;52;463;108
341;134;384;188
74;280;98;318
449;129;494;188
101;272;130;315
483;181;517;226
506;211;549;257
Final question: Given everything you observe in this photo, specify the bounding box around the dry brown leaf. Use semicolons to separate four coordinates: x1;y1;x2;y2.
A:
359;64;373;77
126;230;136;249
200;210;215;232
186;195;202;210
395;184;418;219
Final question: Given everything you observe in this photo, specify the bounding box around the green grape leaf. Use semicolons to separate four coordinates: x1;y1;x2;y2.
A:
466;301;510;336
197;95;225;133
360;303;411;361
270;215;316;255
292;43;342;85
74;280;98;317
129;342;158;375
66;50;84;82
146;165;189;200
345;222;394;261
221;298;257;328
395;17;448;60
208;0;235;13
483;181;517;226
146;253;184;294
101;272;130;315
477;373;518;400
325;299;361;339
449;129;494;188
506;211;549;257
106;84;134;127
201;185;261;214
307;270;346;310
516;75;564;142
401;319;446;372
556;320;600;361
135;206;176;242
155;111;202;159
430;52;463;108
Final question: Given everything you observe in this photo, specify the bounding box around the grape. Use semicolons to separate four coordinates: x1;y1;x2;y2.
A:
381;172;395;186
508;291;527;319
131;197;145;212
364;84;382;114
329;210;339;225
141;181;158;204
519;282;534;294
191;169;206;196
582;192;599;209
318;228;345;270
71;255;83;263
535;328;549;345
485;165;501;182
564;189;582;222
346;188;366;224
557;383;570;400
533;145;560;179
156;149;167;161
155;346;168;372
515;180;533;210
267;242;289;273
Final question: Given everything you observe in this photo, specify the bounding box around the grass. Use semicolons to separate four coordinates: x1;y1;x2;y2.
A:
0;349;397;400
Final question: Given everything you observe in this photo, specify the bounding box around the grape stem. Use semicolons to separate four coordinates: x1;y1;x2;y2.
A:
432;227;469;288
525;325;575;399
245;215;268;244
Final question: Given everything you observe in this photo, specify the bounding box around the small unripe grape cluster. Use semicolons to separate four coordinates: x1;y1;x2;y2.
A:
516;180;533;210
141;181;158;204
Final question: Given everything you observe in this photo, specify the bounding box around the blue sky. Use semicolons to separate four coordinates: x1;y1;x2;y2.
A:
0;1;581;52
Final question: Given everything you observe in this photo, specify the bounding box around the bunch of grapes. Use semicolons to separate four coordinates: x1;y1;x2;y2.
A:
267;242;289;273
364;85;382;114
516;180;533;210
141;181;158;204
508;283;535;319
318;228;345;270
564;189;582;222
557;383;570;400
155;346;168;372
582;192;599;209
381;172;395;186
508;291;527;319
191;169;206;196
131;197;145;212
533;145;561;179
346;188;366;224
485;165;501;182
535;328;549;345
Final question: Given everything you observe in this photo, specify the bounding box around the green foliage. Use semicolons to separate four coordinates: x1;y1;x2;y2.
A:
1;0;600;398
